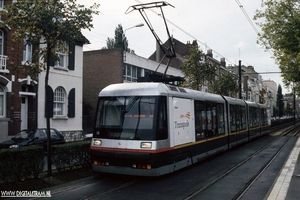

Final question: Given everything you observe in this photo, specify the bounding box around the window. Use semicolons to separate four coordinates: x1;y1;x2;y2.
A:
0;0;3;9
53;87;66;116
35;130;46;139
123;64;142;82
249;107;259;128
194;101;225;140
247;92;251;101
230;105;236;132
194;101;205;140
55;44;68;68
95;96;164;140
22;39;32;64
0;85;4;117
0;30;3;56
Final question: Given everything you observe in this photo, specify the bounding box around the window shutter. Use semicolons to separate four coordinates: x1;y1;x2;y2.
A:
45;85;53;118
68;44;75;70
68;88;75;118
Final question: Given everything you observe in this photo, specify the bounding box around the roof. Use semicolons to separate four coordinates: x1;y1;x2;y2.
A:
148;38;195;69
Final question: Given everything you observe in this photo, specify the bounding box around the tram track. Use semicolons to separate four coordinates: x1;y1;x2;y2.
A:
25;123;300;200
234;126;300;199
26;174;141;200
184;123;300;200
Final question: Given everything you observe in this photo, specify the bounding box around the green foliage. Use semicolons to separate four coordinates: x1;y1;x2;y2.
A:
105;24;130;52
0;141;91;183
0;146;44;183
210;71;238;97
277;84;284;117
0;0;100;79
273;106;278;118
180;46;216;90
52;141;91;171
254;0;300;91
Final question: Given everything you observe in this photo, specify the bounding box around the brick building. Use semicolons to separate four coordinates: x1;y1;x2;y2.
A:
0;1;37;141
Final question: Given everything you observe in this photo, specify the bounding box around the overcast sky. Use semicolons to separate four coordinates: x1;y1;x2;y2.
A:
77;0;289;94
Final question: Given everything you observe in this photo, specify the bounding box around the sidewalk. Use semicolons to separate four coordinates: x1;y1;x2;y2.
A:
267;137;300;200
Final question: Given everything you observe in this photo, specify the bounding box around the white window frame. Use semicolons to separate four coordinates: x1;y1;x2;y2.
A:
0;85;5;117
55;44;68;69
53;87;66;116
22;39;32;65
0;0;3;10
123;64;140;82
248;92;252;101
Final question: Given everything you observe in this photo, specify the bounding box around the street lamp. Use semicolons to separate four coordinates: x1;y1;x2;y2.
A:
124;23;144;32
122;23;144;60
123;23;144;43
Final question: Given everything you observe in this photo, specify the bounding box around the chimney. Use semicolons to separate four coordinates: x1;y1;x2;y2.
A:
220;57;226;68
207;49;213;57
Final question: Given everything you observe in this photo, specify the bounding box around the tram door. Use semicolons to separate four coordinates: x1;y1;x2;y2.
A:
173;97;193;146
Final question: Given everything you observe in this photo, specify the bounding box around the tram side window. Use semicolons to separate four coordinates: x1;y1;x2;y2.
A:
212;106;217;136
157;97;168;140
217;104;225;135
230;105;236;132
236;105;241;131
206;103;220;137
249;107;259;128
255;108;260;127
194;100;205;140
207;107;212;137
260;108;267;126
241;106;246;130
264;109;268;125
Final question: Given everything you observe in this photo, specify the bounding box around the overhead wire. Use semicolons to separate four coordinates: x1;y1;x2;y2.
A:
132;0;280;93
235;0;260;35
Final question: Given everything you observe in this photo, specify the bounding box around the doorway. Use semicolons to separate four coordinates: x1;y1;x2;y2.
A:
21;96;28;130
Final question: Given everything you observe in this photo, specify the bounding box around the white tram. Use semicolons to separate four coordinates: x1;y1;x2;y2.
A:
90;83;270;176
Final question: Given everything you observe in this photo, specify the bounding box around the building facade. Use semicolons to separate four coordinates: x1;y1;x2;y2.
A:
37;43;84;141
0;0;83;142
82;48;183;133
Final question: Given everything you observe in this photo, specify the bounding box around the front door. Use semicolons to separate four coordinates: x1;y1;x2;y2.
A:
21;96;28;130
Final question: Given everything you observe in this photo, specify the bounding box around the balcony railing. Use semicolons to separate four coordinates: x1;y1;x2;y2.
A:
0;55;8;73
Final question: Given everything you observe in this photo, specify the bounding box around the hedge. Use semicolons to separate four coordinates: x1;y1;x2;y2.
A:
0;141;91;183
51;141;91;172
0;146;44;183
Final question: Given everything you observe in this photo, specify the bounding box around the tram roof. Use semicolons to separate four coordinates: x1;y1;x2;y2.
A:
99;82;169;96
99;82;225;102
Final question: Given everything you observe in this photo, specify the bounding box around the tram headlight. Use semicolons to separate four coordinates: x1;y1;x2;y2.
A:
141;142;152;149
93;139;102;146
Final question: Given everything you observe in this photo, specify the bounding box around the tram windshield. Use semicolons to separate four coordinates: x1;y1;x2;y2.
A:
94;96;168;140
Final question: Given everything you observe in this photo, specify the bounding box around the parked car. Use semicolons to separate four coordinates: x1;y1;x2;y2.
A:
0;128;65;149
83;133;93;141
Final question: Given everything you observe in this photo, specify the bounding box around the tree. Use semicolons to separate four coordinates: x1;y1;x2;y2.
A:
1;0;99;176
276;84;284;117
180;46;216;91
105;38;115;49
210;71;238;97
254;0;300;92
273;106;278;118
105;24;130;52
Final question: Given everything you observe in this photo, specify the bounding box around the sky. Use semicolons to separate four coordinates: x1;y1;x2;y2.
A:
77;0;289;94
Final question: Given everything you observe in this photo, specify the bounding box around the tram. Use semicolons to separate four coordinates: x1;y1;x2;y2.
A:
90;83;270;176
